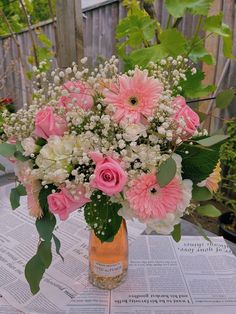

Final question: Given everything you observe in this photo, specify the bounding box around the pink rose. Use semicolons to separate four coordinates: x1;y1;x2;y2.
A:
89;152;127;196
59;80;93;111
48;186;90;221
34;107;68;140
172;96;200;138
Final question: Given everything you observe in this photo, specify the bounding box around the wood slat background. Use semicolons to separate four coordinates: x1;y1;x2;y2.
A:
0;0;235;122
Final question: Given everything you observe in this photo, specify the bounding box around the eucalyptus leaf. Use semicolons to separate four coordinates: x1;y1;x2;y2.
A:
192;186;212;201
0;143;16;157
14;151;29;161
196;135;229;147
196;204;221;217
25;254;45;295
216;89;235;109
157;157;177;188
171;223;181;242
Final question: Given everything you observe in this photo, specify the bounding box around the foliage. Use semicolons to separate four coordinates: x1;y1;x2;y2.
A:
176;136;227;184
84;191;122;242
157;156;176;187
215;119;236;210
195;204;221;217
0;98;14;137
10;184;27;210
117;0;235;97
0;0;56;36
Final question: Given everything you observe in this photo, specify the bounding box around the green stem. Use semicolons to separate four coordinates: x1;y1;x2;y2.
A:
186;16;203;57
166;14;172;29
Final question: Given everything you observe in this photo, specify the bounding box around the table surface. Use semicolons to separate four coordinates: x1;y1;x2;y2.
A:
1;174;236;255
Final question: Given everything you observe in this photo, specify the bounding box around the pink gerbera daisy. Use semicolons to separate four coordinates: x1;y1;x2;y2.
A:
59;80;93;111
103;69;163;123
126;172;183;221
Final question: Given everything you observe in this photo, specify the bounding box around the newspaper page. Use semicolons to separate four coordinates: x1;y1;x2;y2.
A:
0;183;144;313
110;235;236;314
0;294;23;313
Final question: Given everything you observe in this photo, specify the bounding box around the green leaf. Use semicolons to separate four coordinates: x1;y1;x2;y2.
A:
16;184;27;196
165;0;213;18
52;234;64;261
203;13;230;37
196;135;229;147
189;39;215;65
9;184;27;210
84;191;122;242
27;55;35;65
116;14;156;50
0;143;16;157
10;188;21;210
0;163;5;172
171;223;181;242
36;211;56;241
16;141;24;152
38;241;52;269
157;157;177;188
180;70;215;99
216;89;235;109
203;13;235;60
223;35;236;60
14;151;29;161
25;254;45;295
38;33;52;48
196;204;221;217
35;138;47;146
38;185;57;213
176;141;223;184
192;186;212;201
126;45;167;69
159;29;187;57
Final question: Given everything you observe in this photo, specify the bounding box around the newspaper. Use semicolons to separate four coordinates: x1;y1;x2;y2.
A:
1;183;236;313
0;183;144;313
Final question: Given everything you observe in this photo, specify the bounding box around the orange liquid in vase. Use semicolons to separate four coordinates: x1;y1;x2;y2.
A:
88;219;128;289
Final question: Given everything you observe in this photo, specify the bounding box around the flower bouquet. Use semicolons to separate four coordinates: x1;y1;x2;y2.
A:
0;56;226;292
0;0;234;294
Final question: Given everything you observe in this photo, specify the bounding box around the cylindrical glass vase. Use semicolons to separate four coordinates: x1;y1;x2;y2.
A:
88;219;128;289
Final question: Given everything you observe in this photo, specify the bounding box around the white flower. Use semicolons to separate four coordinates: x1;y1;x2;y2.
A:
35;135;80;184
122;123;147;142
21;137;37;156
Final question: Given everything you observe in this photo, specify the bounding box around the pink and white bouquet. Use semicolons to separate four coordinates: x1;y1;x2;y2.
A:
0;56;225;292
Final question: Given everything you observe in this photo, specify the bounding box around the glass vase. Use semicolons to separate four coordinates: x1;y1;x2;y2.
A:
88;219;128;289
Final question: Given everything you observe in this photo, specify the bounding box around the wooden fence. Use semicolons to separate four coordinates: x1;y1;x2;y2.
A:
0;0;235;122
